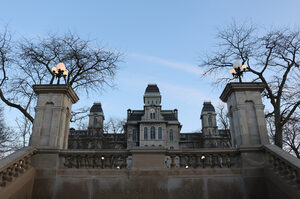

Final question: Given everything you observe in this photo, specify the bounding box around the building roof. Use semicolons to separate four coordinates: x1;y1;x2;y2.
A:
128;111;144;121
145;84;160;93
201;101;215;113
90;103;103;113
161;113;177;121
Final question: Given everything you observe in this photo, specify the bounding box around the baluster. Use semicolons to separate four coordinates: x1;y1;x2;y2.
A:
76;155;81;168
200;154;206;168
1;171;6;187
179;154;185;168
6;168;13;182
221;154;226;168
105;155;111;168
122;155;127;169
209;154;214;168
226;154;231;168
188;154;193;168
111;155;115;168
194;155;199;168
92;155;98;168
100;155;104;169
64;155;69;168
218;154;223;168
13;163;19;177
26;155;32;169
19;160;24;173
85;155;90;168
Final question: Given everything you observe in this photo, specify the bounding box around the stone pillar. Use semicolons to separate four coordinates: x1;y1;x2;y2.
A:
220;83;269;148
30;85;79;149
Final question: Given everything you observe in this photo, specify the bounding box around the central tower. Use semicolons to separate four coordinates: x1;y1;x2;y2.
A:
143;84;161;106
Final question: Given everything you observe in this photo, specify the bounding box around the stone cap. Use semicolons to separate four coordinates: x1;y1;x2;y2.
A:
220;82;265;102
33;84;79;104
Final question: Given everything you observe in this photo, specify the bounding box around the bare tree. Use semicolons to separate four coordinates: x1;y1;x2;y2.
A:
0;27;122;125
0;106;19;158
15;116;32;147
282;115;300;158
200;22;300;148
216;103;229;130
103;117;125;134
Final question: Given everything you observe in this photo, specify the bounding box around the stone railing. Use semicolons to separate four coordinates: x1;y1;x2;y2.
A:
263;144;300;188
0;147;37;189
166;148;240;169
59;150;131;169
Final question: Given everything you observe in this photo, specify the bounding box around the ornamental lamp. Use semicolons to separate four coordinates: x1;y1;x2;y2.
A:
230;61;248;83
50;62;69;84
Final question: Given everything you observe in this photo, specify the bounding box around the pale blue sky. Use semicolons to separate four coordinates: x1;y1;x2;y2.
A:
1;0;300;132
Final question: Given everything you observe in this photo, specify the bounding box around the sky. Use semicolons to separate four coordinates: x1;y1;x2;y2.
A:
0;0;300;132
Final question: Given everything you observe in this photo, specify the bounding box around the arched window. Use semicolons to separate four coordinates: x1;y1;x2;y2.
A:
169;129;173;141
150;113;156;119
133;129;137;142
150;126;155;139
158;127;162;139
144;127;148;140
208;115;213;126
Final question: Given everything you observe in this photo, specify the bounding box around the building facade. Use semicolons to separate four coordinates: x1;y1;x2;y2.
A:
68;84;231;149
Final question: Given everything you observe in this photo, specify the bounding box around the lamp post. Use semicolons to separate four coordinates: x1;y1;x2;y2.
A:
230;62;248;83
50;62;68;84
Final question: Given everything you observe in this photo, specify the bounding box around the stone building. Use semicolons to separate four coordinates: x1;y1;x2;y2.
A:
68;84;230;149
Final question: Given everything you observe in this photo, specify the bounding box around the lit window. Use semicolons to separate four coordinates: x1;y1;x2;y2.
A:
158;127;162;139
169;129;173;141
144;127;148;140
151;126;155;139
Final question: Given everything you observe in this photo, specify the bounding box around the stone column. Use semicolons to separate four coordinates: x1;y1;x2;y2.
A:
30;85;79;149
220;83;269;148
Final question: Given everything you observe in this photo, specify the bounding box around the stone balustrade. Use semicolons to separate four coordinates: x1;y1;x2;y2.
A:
264;145;300;188
166;148;240;169
60;150;131;169
0;147;36;189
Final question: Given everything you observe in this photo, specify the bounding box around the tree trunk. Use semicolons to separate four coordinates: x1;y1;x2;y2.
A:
274;123;283;148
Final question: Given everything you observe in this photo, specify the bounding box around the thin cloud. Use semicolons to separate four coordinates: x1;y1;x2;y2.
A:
128;52;204;76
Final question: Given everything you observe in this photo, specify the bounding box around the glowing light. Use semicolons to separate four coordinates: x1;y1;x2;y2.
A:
101;156;105;160
57;62;65;71
242;65;247;69
201;155;205;160
185;165;189;169
117;166;120;169
52;67;57;72
230;69;236;74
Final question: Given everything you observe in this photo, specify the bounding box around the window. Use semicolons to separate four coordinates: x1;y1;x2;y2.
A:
144;127;148;140
150;113;156;119
150;126;155;139
93;118;97;127
133;129;137;142
169;129;173;141
158;127;162;139
208;115;213;126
